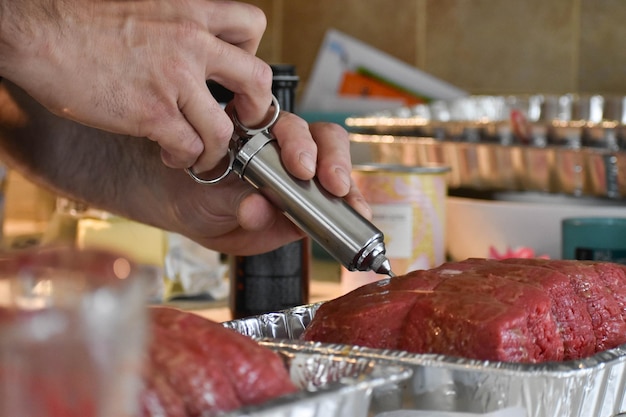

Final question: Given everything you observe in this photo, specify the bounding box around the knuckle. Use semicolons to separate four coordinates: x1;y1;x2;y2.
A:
173;18;203;41
246;5;268;37
317;121;349;141
250;60;273;92
294;116;311;132
140;102;177;136
212;112;235;142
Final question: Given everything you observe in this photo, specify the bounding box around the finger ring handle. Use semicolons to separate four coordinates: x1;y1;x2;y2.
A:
185;149;235;184
231;95;281;137
185;94;280;184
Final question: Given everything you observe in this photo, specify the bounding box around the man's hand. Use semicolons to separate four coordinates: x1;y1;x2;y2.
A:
0;0;272;173
165;112;373;255
0;81;371;256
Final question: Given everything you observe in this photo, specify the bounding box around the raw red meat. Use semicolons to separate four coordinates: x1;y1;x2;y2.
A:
141;306;297;417
304;269;448;350
301;258;626;363
140;366;186;417
303;289;419;350
440;268;562;361
445;259;594;359
146;325;241;417
589;262;626;321
389;265;562;362
504;259;626;353
149;306;297;406
400;290;532;361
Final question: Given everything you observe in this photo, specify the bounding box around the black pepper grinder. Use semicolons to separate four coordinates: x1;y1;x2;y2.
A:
229;64;310;319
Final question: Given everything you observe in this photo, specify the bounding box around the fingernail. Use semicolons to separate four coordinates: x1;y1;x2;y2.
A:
299;151;316;175
335;167;351;192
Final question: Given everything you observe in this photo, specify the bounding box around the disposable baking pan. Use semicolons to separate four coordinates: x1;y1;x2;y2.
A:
224;303;626;417
223;338;411;417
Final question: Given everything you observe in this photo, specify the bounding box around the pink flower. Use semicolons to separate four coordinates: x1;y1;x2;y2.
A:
488;245;549;260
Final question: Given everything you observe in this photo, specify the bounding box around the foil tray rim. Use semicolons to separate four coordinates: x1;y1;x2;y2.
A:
224;301;626;376
222;339;413;417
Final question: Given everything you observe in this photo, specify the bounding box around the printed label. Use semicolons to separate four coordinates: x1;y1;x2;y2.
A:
575;247;626;265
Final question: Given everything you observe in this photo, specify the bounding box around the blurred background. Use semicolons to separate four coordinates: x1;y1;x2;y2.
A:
244;0;626;97
7;0;626;251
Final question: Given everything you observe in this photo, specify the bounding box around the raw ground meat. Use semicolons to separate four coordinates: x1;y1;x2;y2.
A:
589;262;626;321
394;265;561;362
399;290;533;361
141;306;297;417
436;268;562;361
146;325;241;417
140;366;186;417
301;258;626;363
444;259;594;359
303;289;419;350
304;269;450;350
503;259;626;353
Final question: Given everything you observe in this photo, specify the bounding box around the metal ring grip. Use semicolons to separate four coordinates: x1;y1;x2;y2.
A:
231;95;281;137
185;95;281;184
185;149;234;184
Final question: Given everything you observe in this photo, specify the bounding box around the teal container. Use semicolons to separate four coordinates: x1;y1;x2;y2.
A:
561;217;626;264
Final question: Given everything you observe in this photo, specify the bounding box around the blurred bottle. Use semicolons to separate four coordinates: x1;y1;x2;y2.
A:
229;64;310;319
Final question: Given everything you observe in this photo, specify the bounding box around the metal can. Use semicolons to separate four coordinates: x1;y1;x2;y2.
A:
341;163;450;293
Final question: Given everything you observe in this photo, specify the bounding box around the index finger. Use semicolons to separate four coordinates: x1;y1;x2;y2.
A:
203;0;267;54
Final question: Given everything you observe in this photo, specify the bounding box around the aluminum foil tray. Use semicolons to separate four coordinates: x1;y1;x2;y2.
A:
345;94;626;200
223;303;626;417
223;337;411;417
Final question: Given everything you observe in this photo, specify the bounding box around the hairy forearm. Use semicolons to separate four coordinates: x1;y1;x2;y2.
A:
0;80;172;228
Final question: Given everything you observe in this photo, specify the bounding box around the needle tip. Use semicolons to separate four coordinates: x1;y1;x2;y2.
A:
374;256;394;277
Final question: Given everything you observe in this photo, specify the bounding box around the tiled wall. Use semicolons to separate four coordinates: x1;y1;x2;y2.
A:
245;0;626;99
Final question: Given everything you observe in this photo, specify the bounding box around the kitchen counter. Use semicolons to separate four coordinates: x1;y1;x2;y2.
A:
177;258;344;322
192;278;343;322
